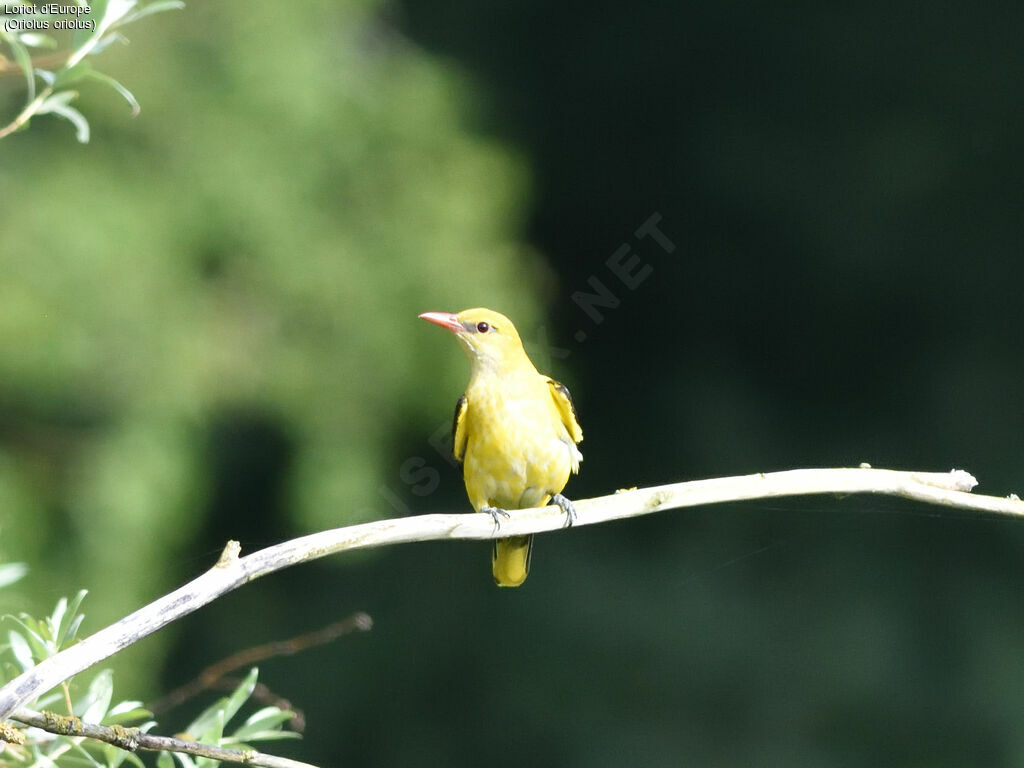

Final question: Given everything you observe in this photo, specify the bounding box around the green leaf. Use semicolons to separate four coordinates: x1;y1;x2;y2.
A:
68;739;106;767
37;92;91;143
89;31;126;55
35;689;67;710
98;0;137;32
30;751;60;768
235;729;302;744
70;0;128;48
106;747;147;768
0;562;27;588
182;667;257;753
8;615;52;657
183;697;225;744
229;706;297;742
40;95;91;142
155;751;176;768
62;613;86;648
77;669;114;722
223;667;258;723
83;69;140;116
200;708;226;745
0;26;36;101
191;708;226;768
56;589;88;648
104;700;152;725
18;32;58;49
234;728;302;744
86;0;111;25
49;595;70;638
7;629;35;670
121;0;184;25
72;1;104;48
54;62;94;89
26;613;54;644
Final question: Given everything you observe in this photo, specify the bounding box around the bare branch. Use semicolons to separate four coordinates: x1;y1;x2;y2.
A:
150;612;373;718
1;466;1018;723
9;707;314;768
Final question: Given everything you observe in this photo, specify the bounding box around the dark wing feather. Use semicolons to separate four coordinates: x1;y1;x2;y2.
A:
452;394;468;464
547;379;583;443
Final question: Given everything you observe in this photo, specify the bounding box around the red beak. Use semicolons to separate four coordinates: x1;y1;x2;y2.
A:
418;311;463;334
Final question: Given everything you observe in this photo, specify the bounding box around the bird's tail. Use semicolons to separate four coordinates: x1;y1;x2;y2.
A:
492;535;533;587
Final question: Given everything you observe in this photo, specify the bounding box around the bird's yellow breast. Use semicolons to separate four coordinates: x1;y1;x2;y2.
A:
462;372;579;512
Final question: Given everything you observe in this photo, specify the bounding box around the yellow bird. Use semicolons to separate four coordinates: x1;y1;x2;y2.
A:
419;308;583;587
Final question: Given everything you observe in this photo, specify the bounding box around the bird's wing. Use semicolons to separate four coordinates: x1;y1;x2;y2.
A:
452;394;469;464
547;379;583;443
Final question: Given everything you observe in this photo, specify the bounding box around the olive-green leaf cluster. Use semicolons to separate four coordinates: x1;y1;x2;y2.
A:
1;590;297;767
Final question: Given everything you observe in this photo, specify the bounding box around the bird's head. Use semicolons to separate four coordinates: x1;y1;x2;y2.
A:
418;307;531;374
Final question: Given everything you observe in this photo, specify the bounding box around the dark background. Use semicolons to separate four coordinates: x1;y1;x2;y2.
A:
4;2;1024;766
184;4;1024;765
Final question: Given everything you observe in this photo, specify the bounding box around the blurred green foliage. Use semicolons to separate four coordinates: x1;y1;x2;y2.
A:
1;0;545;694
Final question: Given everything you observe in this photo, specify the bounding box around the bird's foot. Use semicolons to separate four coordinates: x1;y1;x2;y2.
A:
551;493;577;528
482;505;511;529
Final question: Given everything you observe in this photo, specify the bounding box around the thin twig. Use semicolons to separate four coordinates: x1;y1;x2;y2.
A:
8;707;315;768
150;612;373;717
0;51;71;76
0;85;54;139
0;466;1018;723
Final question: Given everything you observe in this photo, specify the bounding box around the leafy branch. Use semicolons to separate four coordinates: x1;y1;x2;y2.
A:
1;578;307;767
10;684;310;768
0;0;183;141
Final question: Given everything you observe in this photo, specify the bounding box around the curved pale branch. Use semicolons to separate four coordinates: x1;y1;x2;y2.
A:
1;466;1019;724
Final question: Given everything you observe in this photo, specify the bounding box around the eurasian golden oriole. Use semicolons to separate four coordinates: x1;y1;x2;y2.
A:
419;308;583;587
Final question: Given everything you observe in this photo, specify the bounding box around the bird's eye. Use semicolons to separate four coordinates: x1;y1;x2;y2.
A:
476;321;490;333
